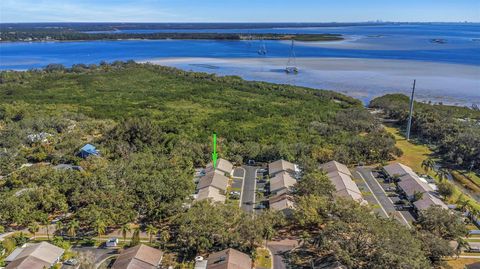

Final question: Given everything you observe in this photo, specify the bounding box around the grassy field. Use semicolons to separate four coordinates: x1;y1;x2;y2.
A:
384;126;480;212
255;247;272;269
445;258;480;269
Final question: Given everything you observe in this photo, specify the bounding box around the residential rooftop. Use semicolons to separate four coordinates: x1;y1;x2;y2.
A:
320;161;364;203
5;242;64;269
270;171;297;195
206;248;252;269
196;171;229;192
268;159;297;176
196;186;226;203
111;244;163;269
383;162;415;178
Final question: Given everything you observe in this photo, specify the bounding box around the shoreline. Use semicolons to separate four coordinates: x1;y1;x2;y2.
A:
142;57;480;106
0;34;343;44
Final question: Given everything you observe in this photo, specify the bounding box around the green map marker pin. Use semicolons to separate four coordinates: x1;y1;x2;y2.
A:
212;132;218;169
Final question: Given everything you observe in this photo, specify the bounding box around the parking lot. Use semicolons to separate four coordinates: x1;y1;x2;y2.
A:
240;166;258;212
355;167;415;227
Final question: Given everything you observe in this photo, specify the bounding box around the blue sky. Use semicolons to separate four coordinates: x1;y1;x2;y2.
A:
1;0;479;23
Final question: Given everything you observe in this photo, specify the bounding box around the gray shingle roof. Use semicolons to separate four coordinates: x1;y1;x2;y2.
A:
268;159;296;176
197;172;229;192
270;171;297;194
207;248;252;269
112;244;163;269
320;161;363;203
319;161;352;177
196;186;226;203
383;163;415;178
6;242;64;269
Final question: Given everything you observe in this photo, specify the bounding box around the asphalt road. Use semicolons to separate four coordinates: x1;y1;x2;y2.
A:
267;240;298;269
356;167;412;227
241;166;258;212
353;170;388;218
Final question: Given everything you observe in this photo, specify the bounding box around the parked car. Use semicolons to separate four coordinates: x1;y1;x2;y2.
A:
64;259;79;266
387;193;399;197
385;186;396;192
254;204;267;210
105;238;118;247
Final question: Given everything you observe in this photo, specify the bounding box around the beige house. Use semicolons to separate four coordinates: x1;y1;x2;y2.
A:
5;242;64;269
205;158;234;176
206;248;252;269
268;159;298;177
195;159;233;203
414;193;449;211
269;171;297;195
384;162;448;211
111;244;163;269
320;161;365;204
196;186;227;203
269;194;295;214
397;174;432;200
197;172;229;193
383;162;415;178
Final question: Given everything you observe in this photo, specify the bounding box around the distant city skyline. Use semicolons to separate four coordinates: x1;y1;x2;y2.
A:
1;0;479;23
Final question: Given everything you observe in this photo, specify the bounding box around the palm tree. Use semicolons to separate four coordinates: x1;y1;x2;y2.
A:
41;216;50;240
146;225;158;244
459;199;471;212
412;191;424;202
28;222;39;240
120;223;131;243
436;168;450;182
94;219;107;239
68;220;80;239
159;230;170;249
131;227;140;246
421;158;436;172
455;238;469;258
55;221;63;236
263;226;275;248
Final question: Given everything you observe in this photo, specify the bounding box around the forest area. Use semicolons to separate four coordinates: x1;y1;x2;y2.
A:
370;94;480;174
0;62;471;268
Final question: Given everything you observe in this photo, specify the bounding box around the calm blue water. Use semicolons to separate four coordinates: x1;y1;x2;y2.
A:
1;23;480;70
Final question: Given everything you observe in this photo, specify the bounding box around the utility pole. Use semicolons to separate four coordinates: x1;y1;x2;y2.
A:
212;132;218;169
406;79;416;140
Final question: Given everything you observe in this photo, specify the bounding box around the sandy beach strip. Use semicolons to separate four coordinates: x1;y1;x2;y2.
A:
142;57;480;106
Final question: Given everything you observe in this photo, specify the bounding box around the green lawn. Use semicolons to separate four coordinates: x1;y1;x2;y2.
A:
255;248;272;269
384;126;480;212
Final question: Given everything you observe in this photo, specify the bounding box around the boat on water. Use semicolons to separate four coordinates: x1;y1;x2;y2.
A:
258;39;267;55
285;39;299;74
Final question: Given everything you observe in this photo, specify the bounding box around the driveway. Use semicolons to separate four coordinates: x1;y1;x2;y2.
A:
267;239;298;269
352;170;388;218
70;247;118;268
356;167;412;228
241;166;258;212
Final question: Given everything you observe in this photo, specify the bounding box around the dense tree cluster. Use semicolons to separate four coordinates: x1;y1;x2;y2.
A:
0;30;342;42
370;94;480;170
0;63;466;268
289;169;468;269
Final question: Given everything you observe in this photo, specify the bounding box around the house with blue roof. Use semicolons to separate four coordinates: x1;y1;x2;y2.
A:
78;144;100;158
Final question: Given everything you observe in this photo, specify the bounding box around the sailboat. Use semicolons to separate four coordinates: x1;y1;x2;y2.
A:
285;39;298;74
258;38;267;55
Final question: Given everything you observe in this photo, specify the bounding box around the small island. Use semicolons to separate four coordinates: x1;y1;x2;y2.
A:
0;31;343;42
